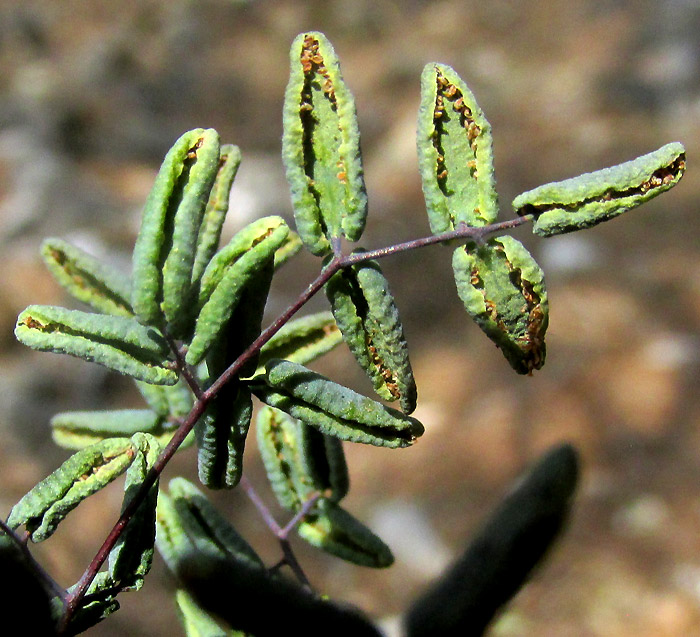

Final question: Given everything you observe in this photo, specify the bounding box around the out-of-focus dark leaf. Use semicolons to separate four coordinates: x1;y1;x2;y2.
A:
404;443;579;637
0;533;58;635
177;553;382;637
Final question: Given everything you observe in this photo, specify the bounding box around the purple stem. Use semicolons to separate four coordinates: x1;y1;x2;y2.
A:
164;333;203;399
280;492;321;540
240;475;281;535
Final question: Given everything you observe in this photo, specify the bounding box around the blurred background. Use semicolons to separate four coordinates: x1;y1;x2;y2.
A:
0;1;698;635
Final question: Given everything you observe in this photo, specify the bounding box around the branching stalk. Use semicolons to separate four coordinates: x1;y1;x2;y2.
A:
240;475;320;589
59;214;534;631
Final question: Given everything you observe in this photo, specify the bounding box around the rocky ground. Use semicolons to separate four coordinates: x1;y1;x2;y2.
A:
0;1;699;635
